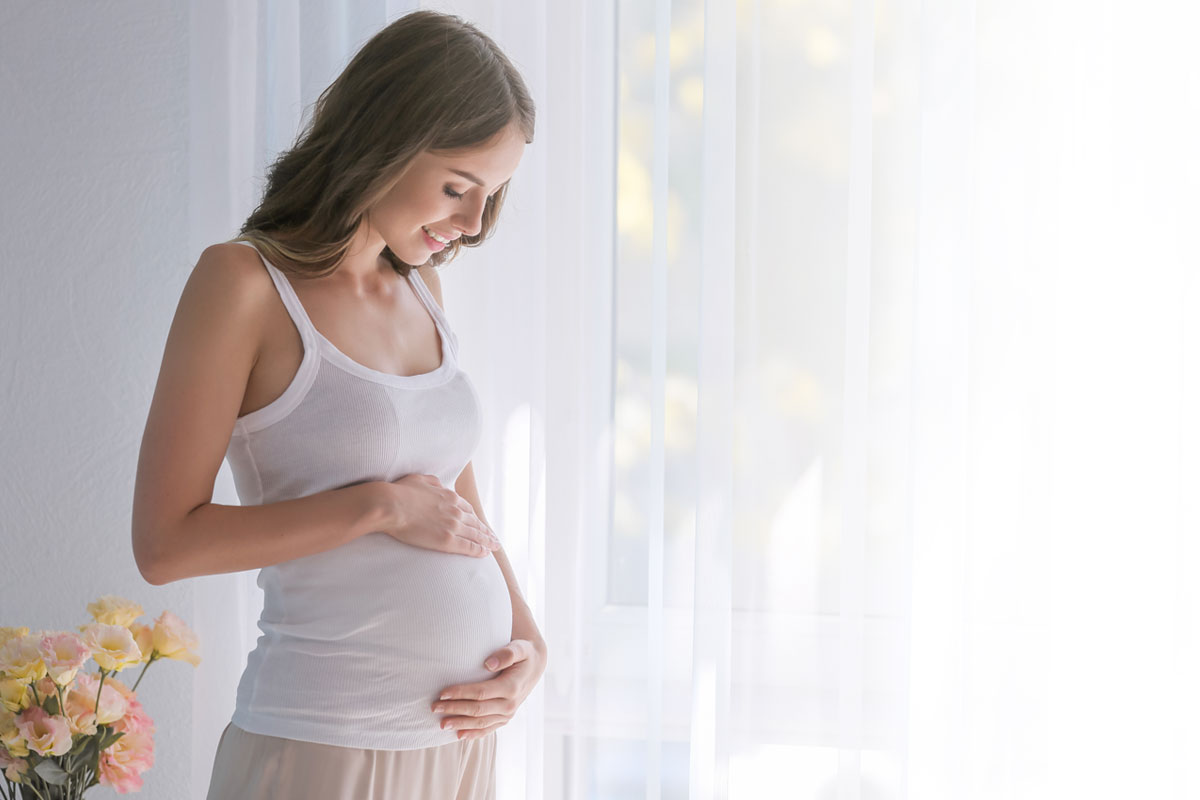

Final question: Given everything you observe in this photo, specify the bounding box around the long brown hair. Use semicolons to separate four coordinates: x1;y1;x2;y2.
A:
230;10;535;278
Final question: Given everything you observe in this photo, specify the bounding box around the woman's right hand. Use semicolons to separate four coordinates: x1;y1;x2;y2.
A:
379;474;501;557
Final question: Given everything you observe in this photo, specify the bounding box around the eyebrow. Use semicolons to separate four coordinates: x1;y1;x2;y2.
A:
449;169;486;187
448;169;509;194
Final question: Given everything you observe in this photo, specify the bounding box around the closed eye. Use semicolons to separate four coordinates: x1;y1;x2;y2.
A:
443;183;508;201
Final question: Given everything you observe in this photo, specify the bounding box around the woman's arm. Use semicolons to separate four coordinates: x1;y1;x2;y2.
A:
132;244;404;585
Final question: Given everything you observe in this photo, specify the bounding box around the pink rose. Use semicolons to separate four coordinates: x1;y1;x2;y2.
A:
35;676;58;698
97;755;143;793
14;706;72;757
37;632;91;686
97;729;154;793
3;756;28;783
102;677;155;735
113;699;154;736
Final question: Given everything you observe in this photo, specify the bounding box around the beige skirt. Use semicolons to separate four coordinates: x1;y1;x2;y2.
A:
204;721;496;800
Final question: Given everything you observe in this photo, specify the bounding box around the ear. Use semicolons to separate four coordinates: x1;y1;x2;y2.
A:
417;265;445;312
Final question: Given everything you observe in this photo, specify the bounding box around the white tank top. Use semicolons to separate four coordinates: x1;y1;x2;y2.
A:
223;242;512;750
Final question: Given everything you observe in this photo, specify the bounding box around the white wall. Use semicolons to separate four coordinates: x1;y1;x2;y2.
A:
0;2;194;797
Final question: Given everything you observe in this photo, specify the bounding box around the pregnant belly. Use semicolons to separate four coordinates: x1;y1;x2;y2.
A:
237;534;512;745
259;532;512;677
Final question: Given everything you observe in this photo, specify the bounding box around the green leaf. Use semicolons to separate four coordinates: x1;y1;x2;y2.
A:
97;729;126;751
74;737;97;763
32;758;69;786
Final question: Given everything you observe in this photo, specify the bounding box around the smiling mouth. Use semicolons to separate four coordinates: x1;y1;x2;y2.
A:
422;225;454;245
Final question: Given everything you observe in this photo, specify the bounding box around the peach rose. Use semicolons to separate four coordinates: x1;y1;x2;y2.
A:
14;706;71;757
80;624;142;673
86;595;145;628
151;611;201;667
104;675;134;700
60;686;99;736
71;673;127;726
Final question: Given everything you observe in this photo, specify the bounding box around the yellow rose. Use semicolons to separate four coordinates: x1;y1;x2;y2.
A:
0;628;29;648
0;710;28;759
0;636;46;685
151;611;201;667
0;680;31;714
128;623;154;663
80;625;142;673
86;596;144;628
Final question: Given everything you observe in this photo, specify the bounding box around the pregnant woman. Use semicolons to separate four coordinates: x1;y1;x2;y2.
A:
130;11;545;799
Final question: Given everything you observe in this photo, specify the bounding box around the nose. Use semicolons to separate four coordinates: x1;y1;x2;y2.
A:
451;193;487;238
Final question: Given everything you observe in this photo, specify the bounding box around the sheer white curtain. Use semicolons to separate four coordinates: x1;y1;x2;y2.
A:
600;1;1198;797
189;0;1200;798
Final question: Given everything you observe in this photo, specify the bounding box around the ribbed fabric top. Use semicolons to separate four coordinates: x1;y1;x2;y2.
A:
223;242;512;751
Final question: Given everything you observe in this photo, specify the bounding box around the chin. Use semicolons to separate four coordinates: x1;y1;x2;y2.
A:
392;249;429;268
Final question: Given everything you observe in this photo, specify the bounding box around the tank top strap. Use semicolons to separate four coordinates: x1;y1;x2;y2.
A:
406;267;461;359
237;242;320;349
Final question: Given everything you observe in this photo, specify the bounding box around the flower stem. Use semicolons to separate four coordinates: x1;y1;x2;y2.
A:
93;669;107;717
129;654;157;692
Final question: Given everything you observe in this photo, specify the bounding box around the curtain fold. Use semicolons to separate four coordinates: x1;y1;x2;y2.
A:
189;1;1199;798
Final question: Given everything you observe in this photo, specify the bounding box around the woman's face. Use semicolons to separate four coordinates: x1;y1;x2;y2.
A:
369;121;527;265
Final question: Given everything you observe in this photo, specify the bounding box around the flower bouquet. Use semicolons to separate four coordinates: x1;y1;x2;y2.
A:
0;596;200;799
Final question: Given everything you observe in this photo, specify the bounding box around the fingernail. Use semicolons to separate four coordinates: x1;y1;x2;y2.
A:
440;692;451;700
485;658;499;670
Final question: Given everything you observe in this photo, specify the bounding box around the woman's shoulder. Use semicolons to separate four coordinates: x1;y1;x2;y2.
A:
191;241;279;304
173;242;284;357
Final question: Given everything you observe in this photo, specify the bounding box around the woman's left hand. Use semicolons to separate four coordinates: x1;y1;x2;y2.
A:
432;637;548;740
